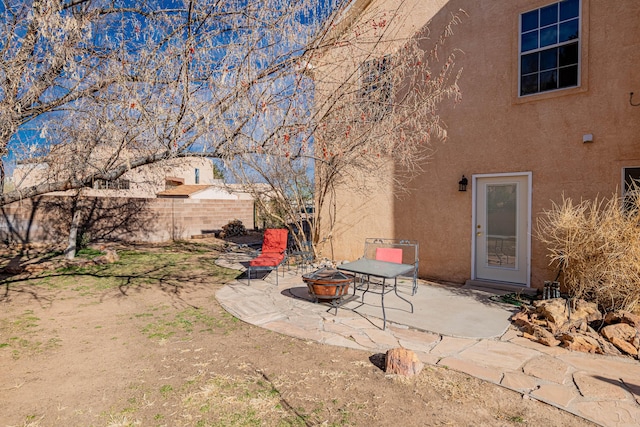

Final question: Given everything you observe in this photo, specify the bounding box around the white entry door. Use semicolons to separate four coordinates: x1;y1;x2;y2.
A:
474;174;530;286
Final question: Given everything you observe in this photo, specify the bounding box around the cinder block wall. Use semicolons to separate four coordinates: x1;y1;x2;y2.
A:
0;196;255;245
149;198;255;241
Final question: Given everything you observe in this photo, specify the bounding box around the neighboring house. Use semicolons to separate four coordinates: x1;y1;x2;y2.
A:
4;156;263;244
12;156;216;198
157;184;242;199
314;0;640;290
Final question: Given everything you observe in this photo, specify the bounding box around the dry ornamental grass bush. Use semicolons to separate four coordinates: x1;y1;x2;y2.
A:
536;190;640;313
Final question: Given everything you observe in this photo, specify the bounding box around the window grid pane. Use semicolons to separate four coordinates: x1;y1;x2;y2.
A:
560;0;580;20
559;43;579;66
521;31;538;52
540;4;558;26
540;48;558;71
540;26;558;47
521;10;538;32
559;19;579;42
521;52;539;74
558;65;578;88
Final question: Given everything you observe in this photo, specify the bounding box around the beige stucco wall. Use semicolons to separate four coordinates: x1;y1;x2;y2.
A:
318;0;640;288
313;0;452;261
318;171;396;262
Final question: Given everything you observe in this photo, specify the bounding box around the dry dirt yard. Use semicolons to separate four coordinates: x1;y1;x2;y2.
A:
0;240;595;427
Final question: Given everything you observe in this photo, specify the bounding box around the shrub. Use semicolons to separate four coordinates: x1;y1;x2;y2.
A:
536;190;640;313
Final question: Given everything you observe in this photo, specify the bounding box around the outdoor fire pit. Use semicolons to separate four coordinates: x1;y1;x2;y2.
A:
302;267;354;313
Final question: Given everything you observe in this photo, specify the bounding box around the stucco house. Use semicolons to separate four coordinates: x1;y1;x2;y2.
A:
3;156;265;244
314;0;640;291
12;156;219;198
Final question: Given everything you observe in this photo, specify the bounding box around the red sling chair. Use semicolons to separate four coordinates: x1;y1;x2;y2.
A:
375;247;404;287
247;228;288;285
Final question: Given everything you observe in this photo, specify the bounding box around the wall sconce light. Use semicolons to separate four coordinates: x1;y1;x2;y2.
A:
458;175;468;192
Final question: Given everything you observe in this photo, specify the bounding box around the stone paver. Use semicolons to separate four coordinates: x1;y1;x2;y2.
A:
322;319;361;336
570;401;640;427
348;332;378;349
390;326;440;346
263;320;324;342
523;355;573;384
573;372;630;400
506;335;571;356
621;378;640;405
429;336;475;357
414;351;441;366
558;354;640;383
214;252;640;427
455;340;540;371
320;334;367;350
531;383;579;407
501;371;539;392
437;357;504;383
362;328;400;348
397;338;438;354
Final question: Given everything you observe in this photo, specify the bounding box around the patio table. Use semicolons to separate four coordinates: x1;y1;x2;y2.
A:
337;258;414;329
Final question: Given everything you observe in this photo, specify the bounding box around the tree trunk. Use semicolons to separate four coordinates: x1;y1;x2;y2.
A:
64;195;83;260
0;151;7;194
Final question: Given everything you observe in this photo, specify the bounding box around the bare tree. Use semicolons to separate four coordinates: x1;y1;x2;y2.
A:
1;0;463;260
225;2;465;257
1;0;344;204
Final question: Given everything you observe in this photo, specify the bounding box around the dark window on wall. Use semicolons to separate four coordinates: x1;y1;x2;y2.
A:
623;167;640;212
520;0;580;96
92;179;130;190
359;55;392;121
195;168;200;184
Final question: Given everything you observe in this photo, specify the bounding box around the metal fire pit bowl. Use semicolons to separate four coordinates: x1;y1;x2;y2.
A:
302;267;354;313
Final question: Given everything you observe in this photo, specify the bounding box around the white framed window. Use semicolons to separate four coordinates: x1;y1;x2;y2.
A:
519;0;580;96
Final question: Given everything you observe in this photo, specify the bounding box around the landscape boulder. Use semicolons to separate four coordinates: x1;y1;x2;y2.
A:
604;311;640;330
511;298;637;358
559;333;602;354
93;249;120;264
385;348;424;377
569;299;603;323
601;323;639;356
533;298;569;325
532;298;601;331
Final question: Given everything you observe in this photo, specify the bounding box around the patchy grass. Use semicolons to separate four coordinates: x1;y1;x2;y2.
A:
178;374;304;427
1;241;238;362
140;306;239;342
12;248;238;298
76;247;105;258
0;310;61;360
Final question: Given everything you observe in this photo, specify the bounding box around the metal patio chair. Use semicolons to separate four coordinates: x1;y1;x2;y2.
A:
247;228;288;285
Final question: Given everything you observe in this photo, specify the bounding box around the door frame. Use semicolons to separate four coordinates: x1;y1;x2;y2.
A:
470;172;532;287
